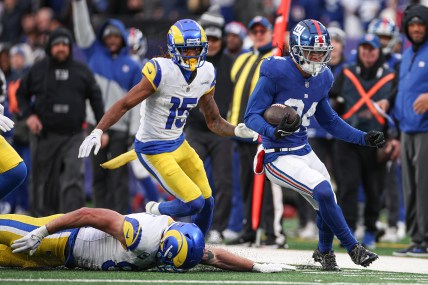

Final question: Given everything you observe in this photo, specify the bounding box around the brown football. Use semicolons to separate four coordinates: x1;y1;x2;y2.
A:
263;104;298;126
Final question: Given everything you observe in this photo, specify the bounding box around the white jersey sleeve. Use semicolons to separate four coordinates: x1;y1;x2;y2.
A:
72;213;172;270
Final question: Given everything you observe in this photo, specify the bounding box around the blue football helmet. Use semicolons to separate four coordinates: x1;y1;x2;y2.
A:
368;18;399;55
167;19;208;71
156;222;205;272
289;19;333;76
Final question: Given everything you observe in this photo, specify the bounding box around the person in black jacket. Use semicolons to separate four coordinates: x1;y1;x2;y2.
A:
17;27;104;216
184;8;235;244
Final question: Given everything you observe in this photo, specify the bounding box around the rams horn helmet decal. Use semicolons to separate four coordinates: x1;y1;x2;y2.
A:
156;222;205;272
167;19;208;71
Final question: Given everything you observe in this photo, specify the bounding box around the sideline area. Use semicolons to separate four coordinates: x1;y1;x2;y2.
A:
215;245;428;274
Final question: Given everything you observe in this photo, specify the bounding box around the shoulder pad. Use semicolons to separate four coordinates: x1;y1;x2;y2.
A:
123;217;143;250
142;59;162;90
260;56;287;79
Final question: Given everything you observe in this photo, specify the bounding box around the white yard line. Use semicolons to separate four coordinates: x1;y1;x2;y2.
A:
0;279;318;284
213;245;428;274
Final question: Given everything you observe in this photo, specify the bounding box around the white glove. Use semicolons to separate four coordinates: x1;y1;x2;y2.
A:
78;128;103;158
11;225;49;255
252;262;296;273
234;123;258;141
0;104;14;132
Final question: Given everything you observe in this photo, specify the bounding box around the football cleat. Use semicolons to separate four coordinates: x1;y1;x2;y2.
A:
156;222;205;272
167;19;208;71
289;19;333;76
312;249;341;271
349;243;379;267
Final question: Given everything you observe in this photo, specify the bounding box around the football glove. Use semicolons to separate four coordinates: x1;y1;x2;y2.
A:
274;113;301;139
11;225;49;255
0;104;14;132
252;262;296;273
234;123;258;141
78;129;103;158
364;130;386;148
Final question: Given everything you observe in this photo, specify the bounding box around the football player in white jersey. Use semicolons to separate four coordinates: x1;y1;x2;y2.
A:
78;19;256;236
0;207;290;273
0;68;27;200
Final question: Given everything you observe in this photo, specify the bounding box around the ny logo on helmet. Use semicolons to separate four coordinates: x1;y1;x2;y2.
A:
293;24;305;37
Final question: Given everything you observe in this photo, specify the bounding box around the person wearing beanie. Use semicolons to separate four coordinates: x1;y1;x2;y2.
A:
72;0;142;214
377;3;428;257
224;21;249;58
16;27;104;216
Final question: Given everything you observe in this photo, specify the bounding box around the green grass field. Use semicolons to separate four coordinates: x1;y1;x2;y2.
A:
1;236;426;285
1;262;427;285
1;216;426;284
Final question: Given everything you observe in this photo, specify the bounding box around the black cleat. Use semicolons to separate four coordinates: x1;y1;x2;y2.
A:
312;249;341;271
349;243;379;267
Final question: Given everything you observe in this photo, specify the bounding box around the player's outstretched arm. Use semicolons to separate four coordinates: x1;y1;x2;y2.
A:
11;207;126;255
199;89;256;140
78;77;154;158
201;247;292;272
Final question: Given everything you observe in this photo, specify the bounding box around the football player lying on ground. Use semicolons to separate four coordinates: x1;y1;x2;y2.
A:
0;207;293;272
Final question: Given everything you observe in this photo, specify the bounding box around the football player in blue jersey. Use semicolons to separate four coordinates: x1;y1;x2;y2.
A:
78;19;256;237
244;19;385;271
0;207;290;272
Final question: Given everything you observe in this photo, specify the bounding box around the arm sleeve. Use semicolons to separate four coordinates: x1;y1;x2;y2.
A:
72;0;96;49
86;68;104;123
244;75;277;139
315;96;367;145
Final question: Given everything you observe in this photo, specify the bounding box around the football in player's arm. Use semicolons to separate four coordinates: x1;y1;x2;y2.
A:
244;19;383;271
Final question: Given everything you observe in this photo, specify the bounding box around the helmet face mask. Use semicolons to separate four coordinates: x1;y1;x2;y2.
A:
167;19;208;71
156;222;205;272
289;19;333;76
368;18;399;55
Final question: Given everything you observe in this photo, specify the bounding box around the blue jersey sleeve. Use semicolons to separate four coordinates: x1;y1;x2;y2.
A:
244;75;277;139
315;96;366;145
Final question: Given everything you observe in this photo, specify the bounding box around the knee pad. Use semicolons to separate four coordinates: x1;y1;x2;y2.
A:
205;196;214;208
313;180;334;203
